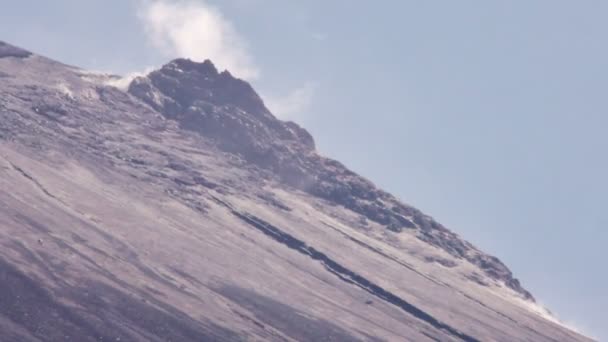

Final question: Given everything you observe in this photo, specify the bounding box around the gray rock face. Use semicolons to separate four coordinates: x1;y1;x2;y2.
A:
129;58;532;300
0;40;32;59
0;41;593;341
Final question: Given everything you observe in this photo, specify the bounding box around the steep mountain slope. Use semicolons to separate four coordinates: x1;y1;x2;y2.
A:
0;41;592;341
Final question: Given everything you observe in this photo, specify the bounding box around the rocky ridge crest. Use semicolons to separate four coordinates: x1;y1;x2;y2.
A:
128;58;533;300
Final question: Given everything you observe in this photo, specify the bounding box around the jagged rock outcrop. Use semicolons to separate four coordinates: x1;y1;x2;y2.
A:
0;41;589;341
129;58;532;299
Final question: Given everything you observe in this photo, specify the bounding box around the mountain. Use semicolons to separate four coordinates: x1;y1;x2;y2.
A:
0;41;592;341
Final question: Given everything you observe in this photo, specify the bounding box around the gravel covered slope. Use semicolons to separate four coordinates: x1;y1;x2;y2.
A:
0;41;593;341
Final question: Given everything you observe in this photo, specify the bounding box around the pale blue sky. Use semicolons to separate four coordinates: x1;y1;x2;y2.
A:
2;1;606;338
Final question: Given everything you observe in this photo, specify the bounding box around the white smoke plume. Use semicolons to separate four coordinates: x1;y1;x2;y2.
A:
138;0;260;80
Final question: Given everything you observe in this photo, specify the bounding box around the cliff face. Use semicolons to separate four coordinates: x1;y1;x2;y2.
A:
129;58;532;300
0;41;591;341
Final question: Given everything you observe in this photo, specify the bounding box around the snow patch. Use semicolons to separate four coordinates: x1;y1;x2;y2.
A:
77;69;115;85
105;72;143;91
518;299;595;339
104;68;155;91
55;82;74;99
75;68;154;91
491;285;595;339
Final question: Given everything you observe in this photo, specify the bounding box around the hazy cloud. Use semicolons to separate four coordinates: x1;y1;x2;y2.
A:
138;0;260;80
311;32;328;41
104;68;156;90
265;82;316;119
137;0;315;119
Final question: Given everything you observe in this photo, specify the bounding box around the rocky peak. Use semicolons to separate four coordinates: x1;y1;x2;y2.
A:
0;40;590;341
131;58;271;121
169;58;219;75
128;59;533;300
129;59;315;153
0;40;32;59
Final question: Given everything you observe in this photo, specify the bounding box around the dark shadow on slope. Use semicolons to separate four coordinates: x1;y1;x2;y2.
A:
217;285;367;342
0;41;32;59
216;200;479;342
0;257;240;341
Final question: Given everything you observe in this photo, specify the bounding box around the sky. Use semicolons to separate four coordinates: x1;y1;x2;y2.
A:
1;0;606;339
